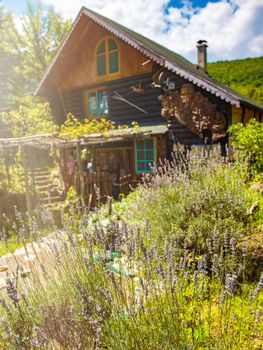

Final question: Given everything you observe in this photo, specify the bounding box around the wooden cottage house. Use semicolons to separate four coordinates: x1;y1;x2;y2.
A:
35;7;263;201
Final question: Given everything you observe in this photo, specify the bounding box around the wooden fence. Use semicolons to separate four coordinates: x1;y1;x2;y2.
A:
82;171;137;208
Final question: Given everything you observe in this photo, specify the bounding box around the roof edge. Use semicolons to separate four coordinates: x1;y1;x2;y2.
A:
34;7;85;95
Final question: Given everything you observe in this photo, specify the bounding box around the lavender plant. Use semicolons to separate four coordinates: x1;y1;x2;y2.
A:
0;159;262;349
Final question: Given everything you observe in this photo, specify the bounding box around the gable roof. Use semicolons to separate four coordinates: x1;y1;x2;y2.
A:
35;7;263;112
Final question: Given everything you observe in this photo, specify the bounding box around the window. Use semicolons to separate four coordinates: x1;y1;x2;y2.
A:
87;89;108;117
96;38;119;77
135;138;156;173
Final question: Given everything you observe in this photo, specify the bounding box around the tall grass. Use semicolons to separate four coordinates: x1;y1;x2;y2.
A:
0;159;262;349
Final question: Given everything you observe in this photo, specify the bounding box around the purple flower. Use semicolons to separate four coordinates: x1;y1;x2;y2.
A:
156;262;165;279
225;273;238;296
5;277;19;306
230;237;237;257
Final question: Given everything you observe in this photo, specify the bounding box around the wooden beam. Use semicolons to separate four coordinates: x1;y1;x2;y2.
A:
3;149;10;187
76;141;85;206
56;82;67;119
22;147;32;216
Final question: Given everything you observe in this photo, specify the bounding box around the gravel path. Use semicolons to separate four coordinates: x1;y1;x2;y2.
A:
0;232;63;290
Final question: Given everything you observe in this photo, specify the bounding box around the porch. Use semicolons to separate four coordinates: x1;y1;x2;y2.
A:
0;125;167;213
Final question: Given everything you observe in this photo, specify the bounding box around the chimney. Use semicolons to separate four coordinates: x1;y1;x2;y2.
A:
196;40;208;73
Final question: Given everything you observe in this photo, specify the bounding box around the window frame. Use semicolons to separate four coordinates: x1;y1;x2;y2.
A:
84;87;109;118
95;36;120;79
135;137;156;174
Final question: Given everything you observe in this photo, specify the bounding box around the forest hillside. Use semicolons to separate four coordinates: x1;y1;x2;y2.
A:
208;56;263;105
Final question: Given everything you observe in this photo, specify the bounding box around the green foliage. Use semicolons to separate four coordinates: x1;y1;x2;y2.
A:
0;162;262;348
229;118;263;179
17;2;71;97
0;6;21;110
60;113;116;138
1;101;56;137
0;205;262;349
96;161;261;255
208;57;263;105
0;2;71;110
0;236;24;257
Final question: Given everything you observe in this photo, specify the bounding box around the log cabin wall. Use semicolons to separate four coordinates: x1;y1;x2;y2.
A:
156;135;167;163
46;68;231;145
105;73;163;126
46;89;85;124
46;73;164;125
232;106;261;124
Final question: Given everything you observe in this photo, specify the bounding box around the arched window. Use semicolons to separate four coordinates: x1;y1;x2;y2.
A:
96;38;119;77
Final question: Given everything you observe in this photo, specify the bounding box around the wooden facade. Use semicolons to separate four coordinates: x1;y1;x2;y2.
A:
35;7;263;203
40;16;152;93
46;73;163;126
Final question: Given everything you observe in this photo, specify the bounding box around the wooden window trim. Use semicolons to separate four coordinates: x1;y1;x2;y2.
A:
135;137;156;174
84;86;109;118
95;36;120;80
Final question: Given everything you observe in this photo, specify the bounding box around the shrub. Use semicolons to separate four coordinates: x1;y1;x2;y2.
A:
229;118;263;180
60;113;115;138
107;160;261;258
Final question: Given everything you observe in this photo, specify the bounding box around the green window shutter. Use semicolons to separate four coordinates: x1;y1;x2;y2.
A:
97;55;106;76
135;138;155;173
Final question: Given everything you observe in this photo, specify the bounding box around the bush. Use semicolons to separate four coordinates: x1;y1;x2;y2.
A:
229;118;263;180
104;160;261;257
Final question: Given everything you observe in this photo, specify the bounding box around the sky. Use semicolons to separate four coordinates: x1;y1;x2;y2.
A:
2;0;263;63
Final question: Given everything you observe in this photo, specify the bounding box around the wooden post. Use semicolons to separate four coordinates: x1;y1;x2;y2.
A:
3;149;10;187
22;147;32;216
76;141;85;206
92;145;96;171
29;153;36;198
241;106;245;124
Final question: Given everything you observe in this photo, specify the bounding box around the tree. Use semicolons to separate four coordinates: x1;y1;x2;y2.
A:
17;3;71;98
0;2;71;138
0;6;21;110
1;102;56;138
208;57;263;105
0;2;71;111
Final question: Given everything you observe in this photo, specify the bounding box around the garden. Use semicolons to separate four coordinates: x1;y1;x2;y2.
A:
0;119;262;349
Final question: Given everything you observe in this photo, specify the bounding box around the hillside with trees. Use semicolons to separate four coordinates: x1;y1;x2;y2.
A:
208;56;263;105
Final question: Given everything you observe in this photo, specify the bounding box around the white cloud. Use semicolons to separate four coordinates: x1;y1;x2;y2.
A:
40;0;263;62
